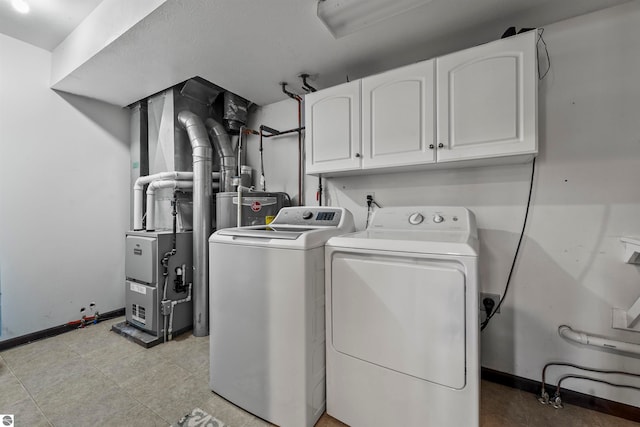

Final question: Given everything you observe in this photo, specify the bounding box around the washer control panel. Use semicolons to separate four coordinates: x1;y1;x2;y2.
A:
271;207;344;227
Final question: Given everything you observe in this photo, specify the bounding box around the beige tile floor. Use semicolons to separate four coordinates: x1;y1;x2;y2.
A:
0;316;638;427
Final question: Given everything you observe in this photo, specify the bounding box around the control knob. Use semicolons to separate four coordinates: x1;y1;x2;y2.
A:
408;213;424;225
302;211;313;220
433;214;444;223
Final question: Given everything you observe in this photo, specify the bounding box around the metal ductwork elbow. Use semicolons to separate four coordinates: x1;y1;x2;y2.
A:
178;110;213;337
206;118;236;193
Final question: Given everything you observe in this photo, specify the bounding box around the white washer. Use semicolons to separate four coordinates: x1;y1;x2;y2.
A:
325;206;479;427
209;207;354;427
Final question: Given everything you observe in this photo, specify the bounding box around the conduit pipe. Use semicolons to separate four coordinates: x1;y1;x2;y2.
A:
145;180;193;232
133;171;193;230
558;325;640;355
206;118;235;193
178;111;213;337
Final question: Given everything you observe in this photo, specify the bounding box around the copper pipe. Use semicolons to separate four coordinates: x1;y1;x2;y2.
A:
280;82;304;206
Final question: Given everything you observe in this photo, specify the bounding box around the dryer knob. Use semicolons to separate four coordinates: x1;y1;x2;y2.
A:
433;214;444;223
408;213;424;225
302;211;313;220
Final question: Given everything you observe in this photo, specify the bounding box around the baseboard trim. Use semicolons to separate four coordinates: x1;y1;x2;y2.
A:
482;367;640;423
0;308;125;352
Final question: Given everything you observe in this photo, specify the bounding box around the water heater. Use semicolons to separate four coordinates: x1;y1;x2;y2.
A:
216;191;290;230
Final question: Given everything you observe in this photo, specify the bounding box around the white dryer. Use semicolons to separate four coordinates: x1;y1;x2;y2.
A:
209;207;354;427
325;206;479;427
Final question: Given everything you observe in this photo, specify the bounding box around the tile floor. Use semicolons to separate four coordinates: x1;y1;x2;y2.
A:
0;316;638;427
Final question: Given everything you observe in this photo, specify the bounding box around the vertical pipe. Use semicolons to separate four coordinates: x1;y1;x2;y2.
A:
297;98;303;206
280;83;303;206
140;100;149;225
206;118;235;193
178;111;212;337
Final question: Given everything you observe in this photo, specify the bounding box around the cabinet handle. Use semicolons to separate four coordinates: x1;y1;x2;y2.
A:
428;144;434;149
355;153;361;158
438;143;444;148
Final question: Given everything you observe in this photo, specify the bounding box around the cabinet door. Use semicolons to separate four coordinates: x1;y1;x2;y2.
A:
362;60;436;169
305;80;361;175
436;31;537;163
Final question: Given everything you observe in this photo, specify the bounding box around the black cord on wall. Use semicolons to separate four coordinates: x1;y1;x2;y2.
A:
481;158;536;331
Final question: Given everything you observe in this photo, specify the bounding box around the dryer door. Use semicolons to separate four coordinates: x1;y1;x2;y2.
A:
331;252;466;389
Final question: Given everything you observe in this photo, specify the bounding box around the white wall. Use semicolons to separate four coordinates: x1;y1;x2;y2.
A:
246;2;640;407
0;34;131;341
246;100;307;205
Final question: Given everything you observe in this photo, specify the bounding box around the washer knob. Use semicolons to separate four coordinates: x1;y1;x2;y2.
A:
433;214;444;223
408;213;424;225
302;211;313;220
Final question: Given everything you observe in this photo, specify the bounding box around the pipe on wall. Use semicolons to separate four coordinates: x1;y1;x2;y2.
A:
133;171;194;230
558;325;640;355
178;111;213;337
145;179;193;232
206;118;235;193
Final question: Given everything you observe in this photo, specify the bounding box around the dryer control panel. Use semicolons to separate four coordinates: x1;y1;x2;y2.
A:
369;206;476;237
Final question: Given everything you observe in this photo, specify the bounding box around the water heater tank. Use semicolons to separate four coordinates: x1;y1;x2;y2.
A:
216;191;291;230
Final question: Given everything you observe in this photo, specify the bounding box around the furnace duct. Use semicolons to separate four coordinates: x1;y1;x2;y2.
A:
206;118;235;193
222;92;250;135
178;111;213;337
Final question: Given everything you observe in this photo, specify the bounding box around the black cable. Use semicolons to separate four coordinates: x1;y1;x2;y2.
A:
364;196;382;228
542;362;640;388
556;374;640;395
171;192;177;251
540;362;640;397
537;28;550;80
481;158;536;331
259;126;266;190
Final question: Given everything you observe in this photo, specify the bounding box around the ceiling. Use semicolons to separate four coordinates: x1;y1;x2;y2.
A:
0;0;631;107
0;0;102;51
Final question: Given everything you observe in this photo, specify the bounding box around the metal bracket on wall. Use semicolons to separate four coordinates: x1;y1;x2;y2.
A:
612;237;640;332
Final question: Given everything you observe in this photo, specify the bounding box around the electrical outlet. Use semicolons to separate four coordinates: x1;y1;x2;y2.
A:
480;293;501;313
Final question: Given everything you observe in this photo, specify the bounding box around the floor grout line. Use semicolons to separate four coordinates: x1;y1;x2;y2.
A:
1;353;55;426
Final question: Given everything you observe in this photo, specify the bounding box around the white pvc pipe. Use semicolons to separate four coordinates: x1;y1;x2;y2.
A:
169;283;192;341
558;325;640;355
145;179;193;231
133;171;193;230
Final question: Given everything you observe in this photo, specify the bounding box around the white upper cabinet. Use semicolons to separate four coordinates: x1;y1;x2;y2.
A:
361;60;436;169
436;31;537;163
304;31;537;176
305;80;361;175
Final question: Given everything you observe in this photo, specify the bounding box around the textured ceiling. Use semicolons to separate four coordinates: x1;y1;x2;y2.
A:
2;0;632;106
0;0;102;51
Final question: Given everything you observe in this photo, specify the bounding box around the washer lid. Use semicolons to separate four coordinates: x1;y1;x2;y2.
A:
210;207;356;249
216;226;314;240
